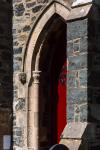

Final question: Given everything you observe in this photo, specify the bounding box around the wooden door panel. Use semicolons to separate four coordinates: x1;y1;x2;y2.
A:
57;61;67;143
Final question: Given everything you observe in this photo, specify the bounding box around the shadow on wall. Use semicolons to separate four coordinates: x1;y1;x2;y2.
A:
0;0;13;150
87;3;100;149
88;3;100;124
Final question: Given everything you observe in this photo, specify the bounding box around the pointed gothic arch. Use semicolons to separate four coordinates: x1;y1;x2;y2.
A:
23;1;71;81
22;1;72;150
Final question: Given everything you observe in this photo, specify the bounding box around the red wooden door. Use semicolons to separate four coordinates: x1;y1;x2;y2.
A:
57;61;67;143
50;30;67;145
50;60;67;145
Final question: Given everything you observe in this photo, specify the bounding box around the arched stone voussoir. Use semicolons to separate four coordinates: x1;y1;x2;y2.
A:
23;0;71;81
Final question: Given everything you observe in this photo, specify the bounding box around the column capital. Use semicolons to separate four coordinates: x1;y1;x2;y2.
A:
32;70;41;84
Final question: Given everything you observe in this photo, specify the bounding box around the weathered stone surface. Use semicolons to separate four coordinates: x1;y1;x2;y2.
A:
13;136;23;147
14;47;22;54
80;104;87;122
32;4;43;13
68;54;87;70
79;69;87;87
26;2;36;8
11;1;100;150
67;71;76;87
68;4;92;21
67;104;74;122
67;41;73;55
15;3;25;16
67;36;87;56
67;19;88;40
60;139;82;150
68;88;87;103
13;62;21;71
62;122;88;139
15;98;25;111
23;25;31;32
72;0;92;7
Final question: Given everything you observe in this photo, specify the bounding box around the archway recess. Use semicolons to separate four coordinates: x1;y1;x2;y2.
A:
23;1;71;81
22;1;71;150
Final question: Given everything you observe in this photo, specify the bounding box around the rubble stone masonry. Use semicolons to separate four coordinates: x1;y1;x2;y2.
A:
13;0;100;149
0;0;97;149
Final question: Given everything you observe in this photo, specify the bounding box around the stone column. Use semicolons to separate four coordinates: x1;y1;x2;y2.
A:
28;71;41;150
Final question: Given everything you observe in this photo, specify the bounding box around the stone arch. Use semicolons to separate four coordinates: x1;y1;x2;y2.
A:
22;1;72;150
23;1;71;82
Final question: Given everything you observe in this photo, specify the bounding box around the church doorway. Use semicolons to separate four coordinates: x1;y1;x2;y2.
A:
37;15;67;149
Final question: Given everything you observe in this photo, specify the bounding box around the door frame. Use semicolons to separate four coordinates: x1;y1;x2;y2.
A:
21;1;71;149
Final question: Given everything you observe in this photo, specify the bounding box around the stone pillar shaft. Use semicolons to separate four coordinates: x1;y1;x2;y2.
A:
28;71;41;150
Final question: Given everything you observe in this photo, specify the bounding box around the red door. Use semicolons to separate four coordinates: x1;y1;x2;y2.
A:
50;30;67;145
57;61;67;143
50;60;67;145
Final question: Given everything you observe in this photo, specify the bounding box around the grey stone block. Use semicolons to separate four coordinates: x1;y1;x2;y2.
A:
67;71;76;87
15;3;25;16
68;54;87;70
67;19;88;40
67;104;74;122
80;104;88;122
68;88;87;104
79;69;87;87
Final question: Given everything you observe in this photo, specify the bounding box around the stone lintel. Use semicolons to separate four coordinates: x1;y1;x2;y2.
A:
67;4;92;21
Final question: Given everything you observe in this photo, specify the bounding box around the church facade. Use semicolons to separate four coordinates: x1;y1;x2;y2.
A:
0;0;100;150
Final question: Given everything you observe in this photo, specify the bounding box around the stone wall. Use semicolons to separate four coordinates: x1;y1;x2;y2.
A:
13;0;52;72
13;0;51;149
0;0;12;150
1;0;100;149
12;0;94;149
67;18;88;123
13;0;100;149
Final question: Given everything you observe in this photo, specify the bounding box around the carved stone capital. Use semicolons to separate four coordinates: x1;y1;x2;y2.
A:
32;71;41;84
19;72;26;84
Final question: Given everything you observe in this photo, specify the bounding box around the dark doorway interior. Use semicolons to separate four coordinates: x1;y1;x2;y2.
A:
38;15;67;150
